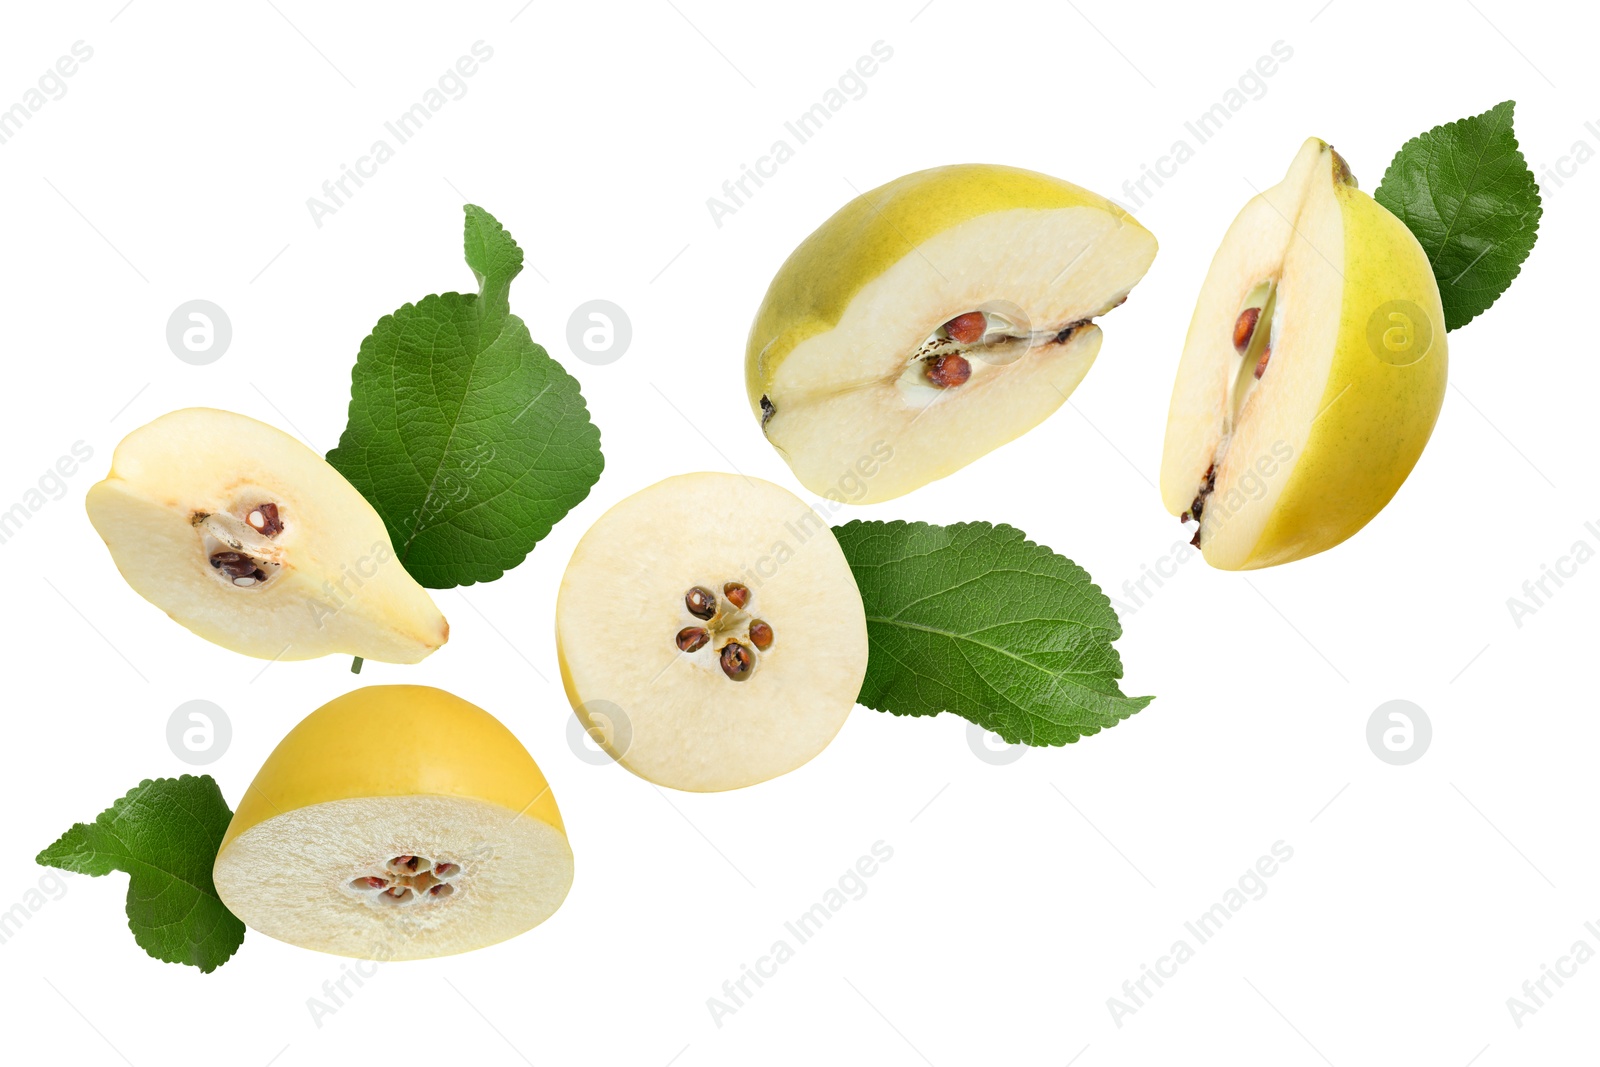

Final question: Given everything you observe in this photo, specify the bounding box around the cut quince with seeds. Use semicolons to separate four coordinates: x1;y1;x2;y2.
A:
555;472;868;791
86;408;447;662
747;164;1157;504
214;685;572;960
1159;138;1448;569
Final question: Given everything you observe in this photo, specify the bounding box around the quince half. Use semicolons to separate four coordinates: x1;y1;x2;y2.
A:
747;164;1157;504
214;685;572;960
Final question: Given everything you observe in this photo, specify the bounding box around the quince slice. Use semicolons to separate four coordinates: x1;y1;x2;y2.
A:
1160;139;1447;569
87;408;447;662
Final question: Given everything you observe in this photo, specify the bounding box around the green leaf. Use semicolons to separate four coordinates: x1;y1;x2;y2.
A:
834;520;1152;746
36;776;244;973
328;205;604;588
1374;100;1542;331
463;204;521;318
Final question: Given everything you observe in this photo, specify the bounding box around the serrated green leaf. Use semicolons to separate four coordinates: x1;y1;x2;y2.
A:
1374;100;1542;331
328;205;604;588
834;520;1152;746
463;204;521;317
36;776;244;973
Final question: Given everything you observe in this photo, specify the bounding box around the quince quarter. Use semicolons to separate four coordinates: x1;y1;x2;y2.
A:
87;408;447;662
215;686;571;960
1160;139;1447;569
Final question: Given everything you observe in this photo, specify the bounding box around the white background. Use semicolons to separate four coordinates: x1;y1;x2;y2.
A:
1;1;1594;1063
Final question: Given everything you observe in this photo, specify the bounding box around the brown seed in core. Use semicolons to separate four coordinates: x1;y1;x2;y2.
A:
246;502;284;537
719;642;754;681
1255;343;1271;380
1187;463;1218;524
353;876;386;890
394;855;418;871
723;582;751;609
926;353;972;388
676;627;710;653
435;862;458;876
210;551;260;580
748;620;773;650
944;311;987;345
685;586;717;620
1233;306;1261;354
